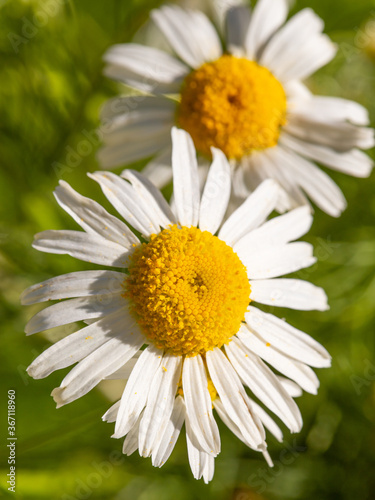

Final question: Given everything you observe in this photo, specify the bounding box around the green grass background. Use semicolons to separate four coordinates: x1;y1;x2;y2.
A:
0;0;375;498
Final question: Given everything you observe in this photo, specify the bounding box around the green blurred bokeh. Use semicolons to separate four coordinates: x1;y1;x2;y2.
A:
0;0;375;499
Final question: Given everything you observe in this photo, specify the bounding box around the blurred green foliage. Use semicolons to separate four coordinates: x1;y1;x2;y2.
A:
0;0;375;499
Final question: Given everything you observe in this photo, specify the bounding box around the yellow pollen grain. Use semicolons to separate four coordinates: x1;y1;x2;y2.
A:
125;225;251;356
177;54;287;159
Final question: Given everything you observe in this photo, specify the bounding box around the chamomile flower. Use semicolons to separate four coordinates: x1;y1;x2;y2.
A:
23;128;330;482
99;0;374;216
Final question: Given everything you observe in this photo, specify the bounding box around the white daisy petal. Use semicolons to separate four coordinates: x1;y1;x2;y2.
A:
138;353;182;457
27;308;133;378
206;348;265;449
104;354;140;380
103;43;189;91
54;181;138;247
122;411;143;456
33;230;130;268
202;452;215;484
246;307;331;368
225;337;302;432
248;399;284;443
280;133;374;178
21;270;125;305
102;400;120;423
239;242;316;280
249;278;328;311
152;395;186;468
171;128;200;227
199;147;231;234
25;293;126;335
182;355;220;456
51;329;144;407
233;206;313;257
121;170;176;229
277;376;303;398
237;325;320;394
219;179;280;246
141;147;173;189
151;6;222;68
185;416;215;482
285;116;375;152
290;96;370;126
276;147;347;217
260;9;336;81
97;128;171;170
88;172;160;236
114;345;162;439
226;5;252;53
244;0;288;60
256;148;311;210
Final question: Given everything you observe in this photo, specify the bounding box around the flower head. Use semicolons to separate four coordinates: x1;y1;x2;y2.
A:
23;128;330;482
99;0;374;217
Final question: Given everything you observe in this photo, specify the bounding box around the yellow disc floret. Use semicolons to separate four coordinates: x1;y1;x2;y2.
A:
178;54;287;159
125;226;251;356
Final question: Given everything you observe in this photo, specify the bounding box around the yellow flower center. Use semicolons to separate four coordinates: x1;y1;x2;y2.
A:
177;54;287;159
126;225;250;356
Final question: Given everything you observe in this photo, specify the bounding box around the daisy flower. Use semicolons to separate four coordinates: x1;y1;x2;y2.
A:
99;0;374;217
22;129;330;482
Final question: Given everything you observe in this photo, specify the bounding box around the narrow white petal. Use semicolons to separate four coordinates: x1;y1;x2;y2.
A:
237;325;320;394
54;181;138;247
244;0;288;59
249;399;283;442
138;353;182;457
25;294;126;335
219;179;280;246
199;148;231;234
206;348;265;449
225;338;302;432
102;400;120;423
277;147;347;217
51;329;144;407
121;169;175;229
249;278;328;311
141;147;173;189
239;242;316;280
280;133;373;178
260;9;336;81
114;345;163;438
290;96;370;126
27;307;134;379
185;416;215;482
33;230;130;267
277;376;303;398
104;354;140;380
98;129;171;168
182;355;221;456
233;206;313;257
122;411;143;456
246;306;331;368
226;5;251;53
88;172;159;236
152;396;186;467
151;6;222;68
171;127;200;227
103;43;189;85
21;270;126;305
285;116;375;152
